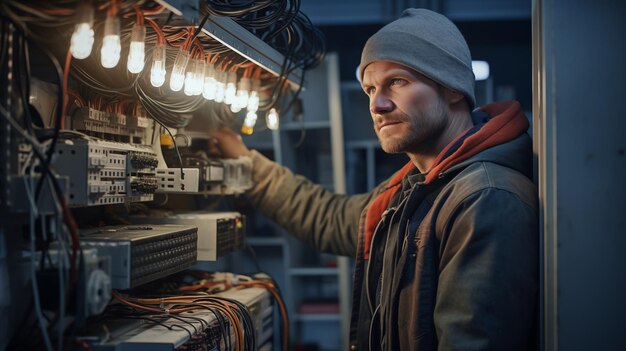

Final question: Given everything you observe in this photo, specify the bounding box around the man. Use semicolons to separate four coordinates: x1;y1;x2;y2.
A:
210;8;538;350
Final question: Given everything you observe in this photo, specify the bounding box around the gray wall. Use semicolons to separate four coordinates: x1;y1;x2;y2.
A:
534;0;626;349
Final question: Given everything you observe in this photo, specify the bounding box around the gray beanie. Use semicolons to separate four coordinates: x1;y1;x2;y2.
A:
359;8;476;108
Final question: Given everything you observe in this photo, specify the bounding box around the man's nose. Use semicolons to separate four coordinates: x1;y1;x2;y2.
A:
370;92;394;115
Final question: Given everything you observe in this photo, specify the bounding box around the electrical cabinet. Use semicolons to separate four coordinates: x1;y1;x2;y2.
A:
0;1;325;350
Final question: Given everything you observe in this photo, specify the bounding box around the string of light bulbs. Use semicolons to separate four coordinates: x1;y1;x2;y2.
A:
65;0;284;134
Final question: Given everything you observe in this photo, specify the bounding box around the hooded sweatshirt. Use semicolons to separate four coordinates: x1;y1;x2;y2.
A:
362;100;530;259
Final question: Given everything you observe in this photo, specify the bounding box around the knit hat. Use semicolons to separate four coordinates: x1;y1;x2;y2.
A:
359;8;476;108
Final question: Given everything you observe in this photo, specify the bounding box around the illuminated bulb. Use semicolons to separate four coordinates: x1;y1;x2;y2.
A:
214;70;226;103
224;72;237;105
237;90;249;109
214;82;225;102
247;91;259;113
150;43;166;87
235;78;250;109
184;59;197;96
266;108;279;130
184;59;204;96
224;83;236;104
193;59;206;95
202;65;217;100
100;16;121;68
71;23;94;60
170;49;189;92
127;24;146;73
230;104;242;113
241;110;257;135
70;3;94;59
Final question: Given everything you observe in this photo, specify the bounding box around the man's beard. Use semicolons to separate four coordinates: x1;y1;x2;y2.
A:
377;97;448;155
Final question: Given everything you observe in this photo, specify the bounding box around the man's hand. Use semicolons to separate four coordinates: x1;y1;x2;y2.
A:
207;127;252;159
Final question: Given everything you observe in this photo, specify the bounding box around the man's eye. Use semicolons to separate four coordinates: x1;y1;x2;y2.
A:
366;87;376;95
390;79;405;86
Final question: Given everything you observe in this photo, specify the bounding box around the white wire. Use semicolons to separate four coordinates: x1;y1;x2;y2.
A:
20;149;34;175
23;172;53;351
20;140;52;175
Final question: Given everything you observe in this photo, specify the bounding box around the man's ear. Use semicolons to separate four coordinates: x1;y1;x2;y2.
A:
444;89;465;104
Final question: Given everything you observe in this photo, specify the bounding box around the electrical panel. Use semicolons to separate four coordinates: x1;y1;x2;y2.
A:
0;0;323;349
80;224;198;289
133;211;247;261
69;106;153;143
52;139;159;206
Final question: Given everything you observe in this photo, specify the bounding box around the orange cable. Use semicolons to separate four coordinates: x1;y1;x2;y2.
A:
142;4;165;15
67;90;85;108
145;18;165;44
238;281;289;350
133;5;144;26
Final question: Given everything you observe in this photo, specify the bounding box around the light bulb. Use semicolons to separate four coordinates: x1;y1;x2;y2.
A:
214;70;226;103
266;108;279;130
247;91;259;113
224;83;236;105
150;43;166;87
230;104;242;113
236;78;250;109
170;49;189;92
127;24;146;73
241;110;257;135
215;82;225;102
71;23;94;59
202;64;217;100
70;4;94;59
224;72;237;105
184;61;196;96
193;59;206;95
184;59;205;96
100;16;121;68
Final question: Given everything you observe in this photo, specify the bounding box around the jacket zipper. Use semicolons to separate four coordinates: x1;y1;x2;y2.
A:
365;208;393;313
366;199;411;351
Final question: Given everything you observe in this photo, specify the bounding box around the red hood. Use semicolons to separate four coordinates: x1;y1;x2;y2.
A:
363;101;529;259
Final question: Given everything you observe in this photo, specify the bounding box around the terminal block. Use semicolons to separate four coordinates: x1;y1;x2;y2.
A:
52;138;158;206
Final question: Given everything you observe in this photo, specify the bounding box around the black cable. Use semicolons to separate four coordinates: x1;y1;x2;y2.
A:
151;115;185;179
173;313;211;331
188;11;212;53
226;297;256;349
162;314;199;335
172;301;231;349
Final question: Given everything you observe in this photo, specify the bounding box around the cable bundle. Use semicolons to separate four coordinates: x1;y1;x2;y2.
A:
108;271;289;351
2;0;325;132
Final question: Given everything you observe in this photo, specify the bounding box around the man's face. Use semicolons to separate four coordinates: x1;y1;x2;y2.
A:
362;61;449;154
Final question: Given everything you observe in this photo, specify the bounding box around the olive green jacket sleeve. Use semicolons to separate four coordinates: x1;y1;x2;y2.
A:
245;150;383;257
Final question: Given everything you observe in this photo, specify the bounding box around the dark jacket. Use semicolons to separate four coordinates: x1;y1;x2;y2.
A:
246;101;538;350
